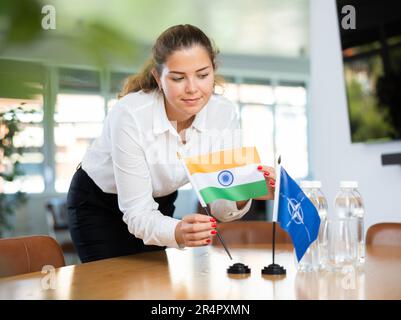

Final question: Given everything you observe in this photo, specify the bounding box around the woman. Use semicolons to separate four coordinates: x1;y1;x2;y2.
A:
67;24;276;263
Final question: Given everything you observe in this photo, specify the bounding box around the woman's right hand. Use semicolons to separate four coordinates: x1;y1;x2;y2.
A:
175;214;217;247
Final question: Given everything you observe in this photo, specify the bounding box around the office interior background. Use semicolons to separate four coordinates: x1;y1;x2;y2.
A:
0;0;400;265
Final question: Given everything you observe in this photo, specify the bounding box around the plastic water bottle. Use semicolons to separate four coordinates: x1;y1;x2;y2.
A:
328;181;361;271
309;181;329;270
348;182;365;265
294;239;317;272
296;180;328;272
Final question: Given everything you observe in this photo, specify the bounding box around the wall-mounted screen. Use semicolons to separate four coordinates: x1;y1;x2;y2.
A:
337;0;401;143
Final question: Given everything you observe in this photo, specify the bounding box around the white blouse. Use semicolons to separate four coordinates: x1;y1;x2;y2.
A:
82;91;252;248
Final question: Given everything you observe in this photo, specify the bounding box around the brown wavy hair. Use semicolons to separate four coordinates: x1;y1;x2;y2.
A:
118;24;222;98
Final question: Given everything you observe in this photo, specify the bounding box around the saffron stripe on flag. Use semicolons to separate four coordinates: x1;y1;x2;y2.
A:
191;164;263;190
199;180;267;204
184;147;261;175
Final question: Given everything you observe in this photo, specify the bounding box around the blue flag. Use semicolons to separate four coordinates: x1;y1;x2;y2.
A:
274;166;321;262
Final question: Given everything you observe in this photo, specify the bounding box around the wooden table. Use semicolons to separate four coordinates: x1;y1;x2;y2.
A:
0;244;400;299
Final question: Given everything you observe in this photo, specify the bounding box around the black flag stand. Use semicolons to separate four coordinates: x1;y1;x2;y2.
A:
203;206;251;275
261;221;286;275
262;155;286;275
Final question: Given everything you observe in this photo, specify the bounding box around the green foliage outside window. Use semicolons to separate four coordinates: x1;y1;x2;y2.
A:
0;108;29;236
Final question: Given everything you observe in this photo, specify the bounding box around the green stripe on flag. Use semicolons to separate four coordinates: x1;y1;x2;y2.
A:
199;180;268;204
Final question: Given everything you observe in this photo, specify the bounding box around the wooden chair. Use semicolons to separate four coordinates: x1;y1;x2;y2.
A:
0;235;65;278
366;222;401;247
211;221;292;246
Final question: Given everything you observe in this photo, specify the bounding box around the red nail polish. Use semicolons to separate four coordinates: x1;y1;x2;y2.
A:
264;172;270;177
211;230;217;235
270;181;275;186
257;165;262;170
210;217;216;222
206;239;211;243
211;223;217;228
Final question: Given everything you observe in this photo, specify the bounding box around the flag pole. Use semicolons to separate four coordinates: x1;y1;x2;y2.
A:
272;221;276;265
201;206;232;260
177;153;233;260
262;155;286;275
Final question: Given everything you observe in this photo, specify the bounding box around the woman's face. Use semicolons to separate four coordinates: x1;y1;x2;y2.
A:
154;45;215;121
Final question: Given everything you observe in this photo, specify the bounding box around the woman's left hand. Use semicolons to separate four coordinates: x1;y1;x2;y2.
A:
253;165;276;200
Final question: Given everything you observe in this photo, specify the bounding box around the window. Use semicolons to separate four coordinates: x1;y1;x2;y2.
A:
275;83;308;177
107;71;130;111
54;69;105;192
110;72;130;96
241;104;275;165
0;97;45;193
220;78;309;179
54;93;105;192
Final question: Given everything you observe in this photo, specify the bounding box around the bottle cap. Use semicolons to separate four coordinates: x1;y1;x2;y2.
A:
340;181;358;188
300;180;322;189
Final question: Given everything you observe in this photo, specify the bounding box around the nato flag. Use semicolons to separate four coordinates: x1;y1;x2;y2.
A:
277;167;321;262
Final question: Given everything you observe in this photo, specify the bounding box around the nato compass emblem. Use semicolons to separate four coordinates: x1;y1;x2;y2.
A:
217;170;234;186
280;194;311;242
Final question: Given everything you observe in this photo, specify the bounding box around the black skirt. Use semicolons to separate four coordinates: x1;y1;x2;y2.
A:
66;167;178;263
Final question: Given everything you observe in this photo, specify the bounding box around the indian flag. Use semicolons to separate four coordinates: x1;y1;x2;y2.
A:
180;147;268;206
